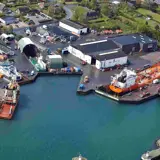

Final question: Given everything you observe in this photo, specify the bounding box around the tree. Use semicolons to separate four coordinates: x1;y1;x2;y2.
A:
7;25;13;34
89;0;97;10
155;25;160;31
137;23;149;33
48;5;55;18
101;4;110;16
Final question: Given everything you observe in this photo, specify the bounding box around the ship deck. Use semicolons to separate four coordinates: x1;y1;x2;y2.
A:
142;148;160;159
0;103;16;120
120;84;160;103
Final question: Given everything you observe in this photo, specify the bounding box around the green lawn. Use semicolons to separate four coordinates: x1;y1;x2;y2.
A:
72;6;88;13
137;8;160;23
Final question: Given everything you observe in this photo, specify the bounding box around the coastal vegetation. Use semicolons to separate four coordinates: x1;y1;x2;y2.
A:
71;1;160;43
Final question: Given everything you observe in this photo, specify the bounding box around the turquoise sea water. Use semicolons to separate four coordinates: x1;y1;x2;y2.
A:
0;76;160;160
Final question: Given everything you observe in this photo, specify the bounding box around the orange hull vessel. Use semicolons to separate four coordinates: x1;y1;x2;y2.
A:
109;64;160;94
0;81;20;120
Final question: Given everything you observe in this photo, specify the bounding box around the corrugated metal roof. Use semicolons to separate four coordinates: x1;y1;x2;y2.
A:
18;37;34;53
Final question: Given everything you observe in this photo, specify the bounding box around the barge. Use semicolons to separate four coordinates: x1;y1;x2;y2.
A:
0;80;20;119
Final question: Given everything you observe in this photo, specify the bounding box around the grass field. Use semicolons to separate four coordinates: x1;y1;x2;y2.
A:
137;8;160;23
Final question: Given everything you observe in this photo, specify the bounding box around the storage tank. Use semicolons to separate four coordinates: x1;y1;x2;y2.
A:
46;55;63;69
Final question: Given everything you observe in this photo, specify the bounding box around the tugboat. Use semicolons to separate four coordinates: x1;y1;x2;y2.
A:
0;79;20;119
72;154;87;160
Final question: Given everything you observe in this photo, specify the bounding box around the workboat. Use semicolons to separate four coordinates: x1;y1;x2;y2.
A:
0;80;20;119
72;154;87;160
0;65;22;81
109;63;160;94
141;148;160;160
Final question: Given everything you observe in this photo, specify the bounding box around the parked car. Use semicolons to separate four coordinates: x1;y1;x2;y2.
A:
81;60;87;65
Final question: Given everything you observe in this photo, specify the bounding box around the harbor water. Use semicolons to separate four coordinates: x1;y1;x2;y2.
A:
0;76;160;160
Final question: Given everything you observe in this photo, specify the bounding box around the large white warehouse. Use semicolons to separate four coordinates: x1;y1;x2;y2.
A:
59;19;88;35
68;40;128;69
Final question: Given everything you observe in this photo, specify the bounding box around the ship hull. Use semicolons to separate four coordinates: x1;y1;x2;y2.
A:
0;91;20;120
109;64;160;94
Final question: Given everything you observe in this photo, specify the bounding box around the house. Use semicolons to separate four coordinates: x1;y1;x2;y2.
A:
0;3;6;13
112;34;158;54
28;9;40;16
59;19;89;35
86;10;99;20
68;40;128;69
0;16;18;25
15;7;30;15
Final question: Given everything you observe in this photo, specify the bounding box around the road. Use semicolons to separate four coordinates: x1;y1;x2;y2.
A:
63;4;77;19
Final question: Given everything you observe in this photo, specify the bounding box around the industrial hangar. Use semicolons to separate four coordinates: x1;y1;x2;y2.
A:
68;40;128;69
112;34;158;54
59;19;89;35
18;37;38;58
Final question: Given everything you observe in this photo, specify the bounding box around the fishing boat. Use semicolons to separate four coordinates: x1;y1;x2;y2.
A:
0;80;20;119
109;64;160;94
72;154;87;160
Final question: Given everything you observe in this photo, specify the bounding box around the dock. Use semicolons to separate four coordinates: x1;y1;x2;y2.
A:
95;89;120;101
141;148;160;160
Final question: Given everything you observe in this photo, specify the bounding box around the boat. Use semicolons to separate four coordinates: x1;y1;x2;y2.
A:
0;65;22;81
0;80;20;120
72;154;87;160
141;148;160;160
109;64;160;94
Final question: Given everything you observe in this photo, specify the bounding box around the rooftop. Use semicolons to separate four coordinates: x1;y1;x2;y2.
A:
0;40;11;53
113;34;157;45
60;19;86;29
96;50;127;61
71;40;120;56
17;6;30;13
0;3;5;11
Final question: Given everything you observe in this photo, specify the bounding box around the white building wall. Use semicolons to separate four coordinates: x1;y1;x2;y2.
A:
84;55;91;64
96;60;101;69
68;45;91;64
96;56;128;69
68;45;84;59
80;28;88;34
59;22;80;34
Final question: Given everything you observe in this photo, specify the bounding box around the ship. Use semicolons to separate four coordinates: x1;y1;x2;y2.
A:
0;80;20;120
109;64;160;94
141;148;160;160
72;154;87;160
0;65;22;81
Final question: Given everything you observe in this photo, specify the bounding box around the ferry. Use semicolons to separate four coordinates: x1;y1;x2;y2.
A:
0;80;20;119
109;64;160;94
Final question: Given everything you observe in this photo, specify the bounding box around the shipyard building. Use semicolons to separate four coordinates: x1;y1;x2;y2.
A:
68;40;128;69
18;37;38;57
59;19;89;35
113;34;158;54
